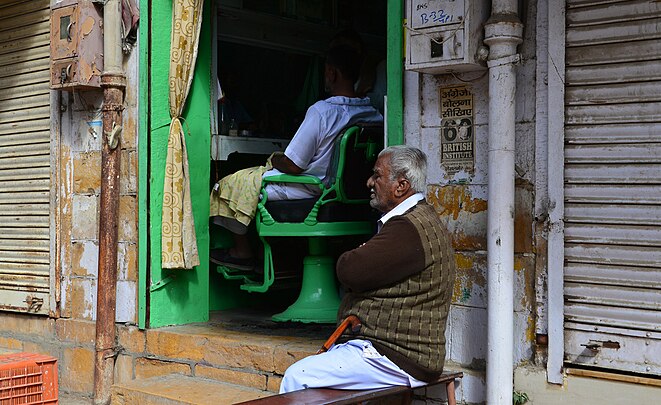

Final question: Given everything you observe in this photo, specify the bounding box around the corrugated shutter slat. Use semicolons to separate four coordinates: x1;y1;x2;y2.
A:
564;0;661;376
0;0;50;315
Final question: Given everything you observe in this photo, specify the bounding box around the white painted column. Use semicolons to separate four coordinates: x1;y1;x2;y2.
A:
483;1;523;404
546;0;567;385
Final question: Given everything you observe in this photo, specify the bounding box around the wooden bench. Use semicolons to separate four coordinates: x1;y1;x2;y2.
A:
236;371;463;405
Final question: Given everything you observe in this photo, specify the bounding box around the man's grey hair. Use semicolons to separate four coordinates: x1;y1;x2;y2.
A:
378;145;428;193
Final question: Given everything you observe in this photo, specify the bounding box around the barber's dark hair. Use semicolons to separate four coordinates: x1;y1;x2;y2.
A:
330;28;365;56
325;44;362;85
378;145;428;193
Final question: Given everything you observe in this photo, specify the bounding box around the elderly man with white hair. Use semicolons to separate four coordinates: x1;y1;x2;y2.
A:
279;145;457;393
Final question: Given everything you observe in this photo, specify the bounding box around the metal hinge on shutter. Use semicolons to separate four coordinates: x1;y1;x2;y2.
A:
24;295;44;313
580;339;621;353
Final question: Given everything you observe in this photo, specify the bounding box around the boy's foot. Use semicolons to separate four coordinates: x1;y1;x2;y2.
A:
210;248;254;271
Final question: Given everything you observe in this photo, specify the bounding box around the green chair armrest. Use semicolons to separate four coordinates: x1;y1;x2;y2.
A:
256;203;276;226
262;174;323;186
258;174;325;226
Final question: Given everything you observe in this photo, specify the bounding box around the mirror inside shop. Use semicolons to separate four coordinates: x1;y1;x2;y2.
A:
212;0;386;159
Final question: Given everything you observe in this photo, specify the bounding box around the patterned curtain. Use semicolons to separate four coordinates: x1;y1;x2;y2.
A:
161;0;204;269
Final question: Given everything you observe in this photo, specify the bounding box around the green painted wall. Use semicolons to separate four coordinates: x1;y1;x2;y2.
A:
141;0;212;328
387;0;404;146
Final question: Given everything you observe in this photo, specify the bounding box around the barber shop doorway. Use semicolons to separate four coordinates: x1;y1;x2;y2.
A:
140;0;398;329
207;0;388;323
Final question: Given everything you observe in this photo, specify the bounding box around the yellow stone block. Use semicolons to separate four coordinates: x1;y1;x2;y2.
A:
135;358;191;380
118;242;138;282
73;151;102;194
21;342;56;358
70;278;96;320
121;116;138;150
203;340;275;372
118;325;145;354
145;330;205;362
119;195;138;243
273;344;316;375
60;346;95;393
0;313;55;336
0;336;23;351
111;374;268;405
267;375;282;393
114;354;134;384
71;242;98;277
120;150;138;194
195;365;267;390
55;318;96;345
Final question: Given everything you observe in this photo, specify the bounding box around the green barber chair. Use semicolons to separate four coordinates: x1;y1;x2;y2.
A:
254;124;383;323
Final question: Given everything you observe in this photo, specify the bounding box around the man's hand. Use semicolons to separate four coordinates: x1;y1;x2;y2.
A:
271;151;304;174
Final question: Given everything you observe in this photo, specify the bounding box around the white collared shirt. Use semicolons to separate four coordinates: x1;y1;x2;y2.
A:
263;96;383;201
377;193;425;233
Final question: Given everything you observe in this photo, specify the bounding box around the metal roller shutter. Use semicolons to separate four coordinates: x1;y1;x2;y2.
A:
0;0;51;315
563;0;661;376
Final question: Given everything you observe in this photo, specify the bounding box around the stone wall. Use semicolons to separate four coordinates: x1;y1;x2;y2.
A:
0;314;315;401
57;47;140;323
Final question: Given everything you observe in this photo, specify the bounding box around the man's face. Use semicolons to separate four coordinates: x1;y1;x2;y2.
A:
367;154;398;213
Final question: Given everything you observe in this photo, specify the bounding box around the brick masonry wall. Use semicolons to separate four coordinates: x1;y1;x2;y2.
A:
58;47;140;324
0;315;314;400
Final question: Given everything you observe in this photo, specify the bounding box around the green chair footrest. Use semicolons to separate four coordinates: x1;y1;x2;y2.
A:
215;265;256;282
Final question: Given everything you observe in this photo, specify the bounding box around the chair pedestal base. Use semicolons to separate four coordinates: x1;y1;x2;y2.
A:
272;255;340;323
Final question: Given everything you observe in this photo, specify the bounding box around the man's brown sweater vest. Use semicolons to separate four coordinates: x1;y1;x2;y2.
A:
337;201;456;382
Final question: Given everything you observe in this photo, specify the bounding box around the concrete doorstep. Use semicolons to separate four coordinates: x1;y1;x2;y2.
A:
111;374;271;405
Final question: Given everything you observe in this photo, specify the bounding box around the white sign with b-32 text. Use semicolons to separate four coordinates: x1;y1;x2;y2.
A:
410;0;465;29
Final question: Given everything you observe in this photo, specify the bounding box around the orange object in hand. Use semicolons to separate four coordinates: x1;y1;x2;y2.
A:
317;315;362;354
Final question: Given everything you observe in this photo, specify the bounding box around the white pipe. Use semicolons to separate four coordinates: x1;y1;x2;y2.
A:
104;0;123;74
483;1;523;404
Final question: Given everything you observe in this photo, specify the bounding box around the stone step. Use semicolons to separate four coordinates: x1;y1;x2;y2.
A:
108;309;338;401
133;310;335;386
136;323;322;391
111;374;271;405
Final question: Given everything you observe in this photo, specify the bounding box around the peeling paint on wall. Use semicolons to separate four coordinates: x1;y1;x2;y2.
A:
427;184;488;250
72;241;99;278
58;140;74;318
514;185;534;254
452;252;487;308
79;59;102;83
534;223;548;337
80;16;95;36
514;254;537;362
428;185;488;221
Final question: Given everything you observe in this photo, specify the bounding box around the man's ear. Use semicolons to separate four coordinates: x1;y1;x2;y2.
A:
394;177;411;197
326;65;337;82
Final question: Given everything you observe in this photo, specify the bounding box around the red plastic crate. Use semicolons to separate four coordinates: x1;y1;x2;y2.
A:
0;352;58;405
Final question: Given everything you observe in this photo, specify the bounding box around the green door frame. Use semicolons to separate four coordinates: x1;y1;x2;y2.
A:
137;0;148;328
138;0;212;328
386;0;404;146
138;0;404;328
